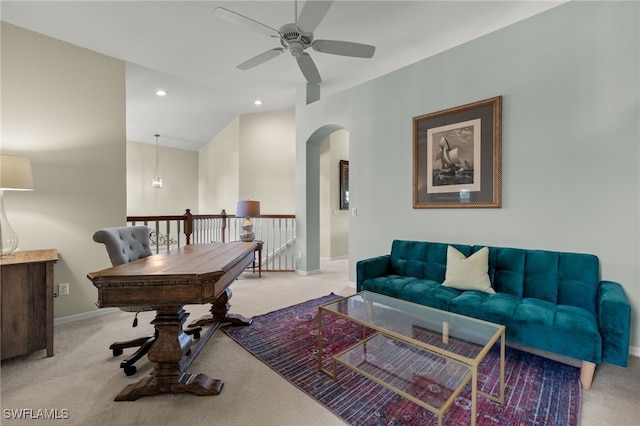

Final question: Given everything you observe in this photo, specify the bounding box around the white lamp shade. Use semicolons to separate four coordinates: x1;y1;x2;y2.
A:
236;200;260;218
0;155;34;191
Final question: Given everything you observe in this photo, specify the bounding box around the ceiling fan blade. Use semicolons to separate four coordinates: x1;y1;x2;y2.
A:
237;48;285;70
213;7;281;38
296;52;321;84
296;1;333;33
312;39;376;58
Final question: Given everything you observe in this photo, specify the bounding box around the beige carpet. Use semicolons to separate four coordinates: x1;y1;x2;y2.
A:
1;258;638;425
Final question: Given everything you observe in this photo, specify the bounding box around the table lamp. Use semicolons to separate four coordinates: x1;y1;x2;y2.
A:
236;200;260;242
0;155;34;257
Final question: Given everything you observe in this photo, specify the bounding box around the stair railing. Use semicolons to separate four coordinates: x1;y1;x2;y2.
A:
127;209;296;272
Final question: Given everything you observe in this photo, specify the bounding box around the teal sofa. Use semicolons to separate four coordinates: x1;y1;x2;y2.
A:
356;240;631;389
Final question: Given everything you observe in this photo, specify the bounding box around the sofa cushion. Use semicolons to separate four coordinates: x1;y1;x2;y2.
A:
448;290;602;363
405;282;461;310
450;291;520;324
360;275;419;299
443;246;494;294
474;245;599;316
361;277;460;311
390;240;472;281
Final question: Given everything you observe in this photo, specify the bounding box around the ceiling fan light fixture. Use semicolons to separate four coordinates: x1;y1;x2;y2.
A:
288;41;304;58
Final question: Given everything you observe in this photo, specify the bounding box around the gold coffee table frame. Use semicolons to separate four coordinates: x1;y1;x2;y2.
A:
318;291;505;426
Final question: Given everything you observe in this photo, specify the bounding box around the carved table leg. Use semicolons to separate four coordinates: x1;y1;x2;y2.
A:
114;307;223;401
188;288;252;328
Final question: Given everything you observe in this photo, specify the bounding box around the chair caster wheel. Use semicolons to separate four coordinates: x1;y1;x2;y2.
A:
194;331;201;340
113;348;123;356
123;365;137;376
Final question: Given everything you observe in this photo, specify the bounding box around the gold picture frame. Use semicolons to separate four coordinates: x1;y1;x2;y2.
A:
413;96;502;208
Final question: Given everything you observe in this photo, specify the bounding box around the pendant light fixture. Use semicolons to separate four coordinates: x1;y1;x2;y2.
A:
151;134;163;188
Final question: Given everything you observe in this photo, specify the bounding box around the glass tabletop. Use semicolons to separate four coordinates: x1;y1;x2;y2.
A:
333;332;472;411
320;291;504;364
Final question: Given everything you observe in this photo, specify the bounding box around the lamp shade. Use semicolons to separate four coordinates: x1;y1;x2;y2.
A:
0;155;34;191
236;200;260;218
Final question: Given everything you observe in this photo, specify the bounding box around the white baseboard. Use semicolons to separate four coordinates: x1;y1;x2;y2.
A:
295;269;321;276
629;345;640;358
54;307;119;325
319;255;349;261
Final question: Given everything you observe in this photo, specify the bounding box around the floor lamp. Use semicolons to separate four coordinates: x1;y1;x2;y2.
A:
0;155;34;257
236;200;260;242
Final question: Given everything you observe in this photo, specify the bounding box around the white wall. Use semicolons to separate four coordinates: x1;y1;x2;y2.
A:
127;141;198;215
1;23;127;317
296;2;640;348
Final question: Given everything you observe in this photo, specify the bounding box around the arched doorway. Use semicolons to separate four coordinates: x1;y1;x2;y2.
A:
297;124;348;275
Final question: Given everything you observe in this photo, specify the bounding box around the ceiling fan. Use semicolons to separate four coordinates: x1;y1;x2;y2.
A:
213;0;376;84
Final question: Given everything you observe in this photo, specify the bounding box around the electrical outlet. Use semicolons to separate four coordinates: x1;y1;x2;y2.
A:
59;283;70;296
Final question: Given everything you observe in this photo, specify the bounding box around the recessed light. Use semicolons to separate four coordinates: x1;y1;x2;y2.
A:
156;90;168;96
254;99;263;106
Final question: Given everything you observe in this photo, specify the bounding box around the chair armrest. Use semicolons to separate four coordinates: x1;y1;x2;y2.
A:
356;255;391;292
598;280;631;367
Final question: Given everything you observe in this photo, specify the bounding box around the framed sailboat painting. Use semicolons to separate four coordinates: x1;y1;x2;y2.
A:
413;96;502;208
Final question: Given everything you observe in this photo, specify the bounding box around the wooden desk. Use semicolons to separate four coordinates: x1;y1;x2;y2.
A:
1;249;58;360
87;242;257;401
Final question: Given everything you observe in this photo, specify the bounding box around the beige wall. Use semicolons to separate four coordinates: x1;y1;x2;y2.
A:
1;23;127;317
238;109;296;215
126;141;198;216
198;109;296;216
320;130;349;259
198;117;240;214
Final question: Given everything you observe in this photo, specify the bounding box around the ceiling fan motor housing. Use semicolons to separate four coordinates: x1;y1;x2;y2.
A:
279;23;313;54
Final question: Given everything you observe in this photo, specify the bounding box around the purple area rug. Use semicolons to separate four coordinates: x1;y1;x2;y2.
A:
223;294;582;426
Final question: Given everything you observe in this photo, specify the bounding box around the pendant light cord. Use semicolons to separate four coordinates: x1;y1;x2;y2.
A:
154;134;160;176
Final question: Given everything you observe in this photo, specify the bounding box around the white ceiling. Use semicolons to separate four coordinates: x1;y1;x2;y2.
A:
1;1;563;151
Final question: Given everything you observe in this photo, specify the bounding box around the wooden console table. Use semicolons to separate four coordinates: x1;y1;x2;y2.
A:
87;242;257;401
1;249;58;360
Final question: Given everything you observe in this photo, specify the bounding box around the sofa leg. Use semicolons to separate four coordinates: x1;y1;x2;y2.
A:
580;361;595;389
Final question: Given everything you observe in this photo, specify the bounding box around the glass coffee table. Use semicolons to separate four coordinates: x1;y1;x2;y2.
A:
318;291;505;426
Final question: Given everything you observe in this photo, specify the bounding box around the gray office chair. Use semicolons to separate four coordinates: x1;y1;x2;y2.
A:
93;226;201;376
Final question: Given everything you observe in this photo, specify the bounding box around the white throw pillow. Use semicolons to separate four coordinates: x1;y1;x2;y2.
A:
442;246;495;294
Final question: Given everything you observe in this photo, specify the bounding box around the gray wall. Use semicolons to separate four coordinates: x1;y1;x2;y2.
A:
296;1;640;349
